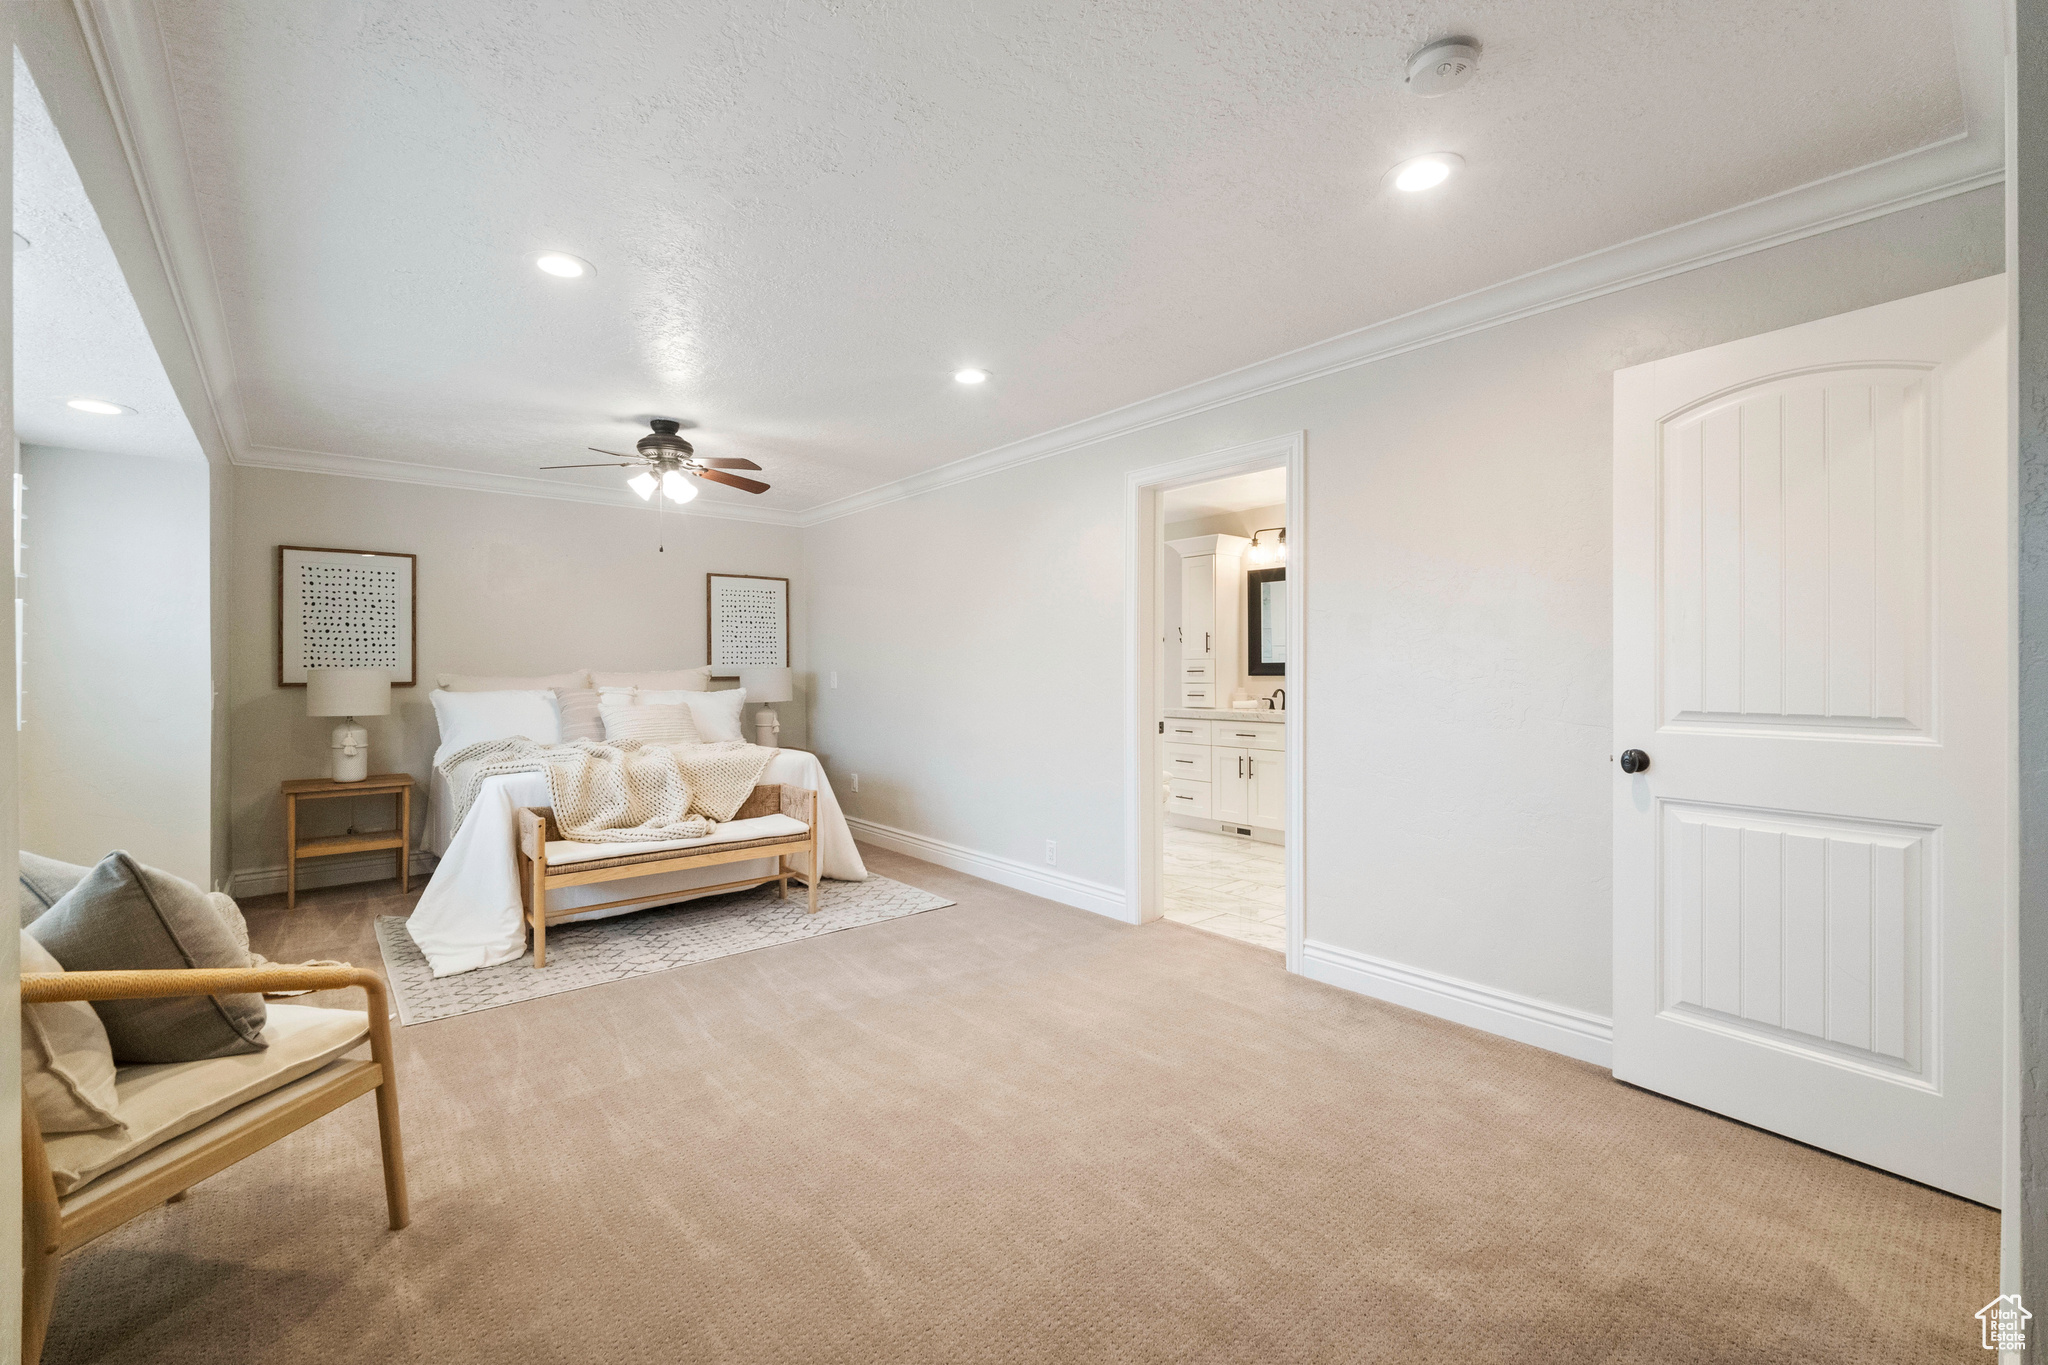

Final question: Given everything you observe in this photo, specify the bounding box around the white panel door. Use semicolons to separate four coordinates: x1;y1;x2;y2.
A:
1613;275;2007;1204
1182;556;1216;659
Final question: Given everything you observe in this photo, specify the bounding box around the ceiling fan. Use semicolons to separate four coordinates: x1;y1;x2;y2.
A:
542;418;769;503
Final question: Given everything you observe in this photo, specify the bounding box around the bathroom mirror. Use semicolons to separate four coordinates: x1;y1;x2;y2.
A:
1246;567;1286;676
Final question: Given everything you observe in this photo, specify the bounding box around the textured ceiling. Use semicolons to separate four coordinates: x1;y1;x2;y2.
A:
151;0;1965;511
13;53;202;462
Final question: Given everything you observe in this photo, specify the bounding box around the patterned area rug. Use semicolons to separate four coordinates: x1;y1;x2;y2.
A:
374;876;955;1025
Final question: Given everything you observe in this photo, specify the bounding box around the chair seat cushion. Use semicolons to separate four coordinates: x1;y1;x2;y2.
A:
44;1005;370;1196
544;813;809;867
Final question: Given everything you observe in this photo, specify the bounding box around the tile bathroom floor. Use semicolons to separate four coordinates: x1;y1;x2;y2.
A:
1162;826;1285;952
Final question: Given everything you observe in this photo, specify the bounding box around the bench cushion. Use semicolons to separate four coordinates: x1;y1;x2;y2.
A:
44;1005;370;1196
544;813;809;867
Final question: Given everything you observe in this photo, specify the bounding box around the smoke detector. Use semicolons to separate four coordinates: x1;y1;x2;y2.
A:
1406;38;1480;97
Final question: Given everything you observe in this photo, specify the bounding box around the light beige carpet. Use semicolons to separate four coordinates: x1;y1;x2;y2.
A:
40;847;1995;1364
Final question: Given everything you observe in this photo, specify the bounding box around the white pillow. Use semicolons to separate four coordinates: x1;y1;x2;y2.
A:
597;686;748;743
591;668;712;692
429;689;562;766
600;703;705;746
555;688;604;743
20;931;124;1134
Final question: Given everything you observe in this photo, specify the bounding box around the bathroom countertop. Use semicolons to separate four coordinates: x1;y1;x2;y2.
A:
1163;707;1286;723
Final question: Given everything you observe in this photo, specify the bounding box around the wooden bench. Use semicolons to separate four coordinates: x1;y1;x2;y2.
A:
515;783;818;967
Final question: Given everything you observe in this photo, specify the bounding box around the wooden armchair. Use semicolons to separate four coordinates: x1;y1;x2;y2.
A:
19;965;407;1365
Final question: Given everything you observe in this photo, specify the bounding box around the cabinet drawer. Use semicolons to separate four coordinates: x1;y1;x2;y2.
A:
1161;742;1210;779
1165;779;1212;818
1161;718;1212;745
1182;685;1215;708
1215;721;1284;751
1178;660;1215;685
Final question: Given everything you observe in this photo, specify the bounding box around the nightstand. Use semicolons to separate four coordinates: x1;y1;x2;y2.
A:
281;773;415;909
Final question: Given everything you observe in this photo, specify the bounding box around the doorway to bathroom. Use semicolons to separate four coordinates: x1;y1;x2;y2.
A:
1124;434;1303;968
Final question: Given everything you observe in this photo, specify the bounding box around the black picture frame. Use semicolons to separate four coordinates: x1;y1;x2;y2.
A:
1246;566;1286;677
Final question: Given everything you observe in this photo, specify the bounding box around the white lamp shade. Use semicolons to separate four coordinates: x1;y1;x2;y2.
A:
306;667;391;717
737;666;793;704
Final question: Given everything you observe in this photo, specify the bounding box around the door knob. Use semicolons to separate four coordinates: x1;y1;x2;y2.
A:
1619;749;1650;774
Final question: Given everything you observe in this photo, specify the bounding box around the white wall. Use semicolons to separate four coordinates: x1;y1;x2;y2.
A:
20;444;213;883
807;188;2004;1021
229;466;807;890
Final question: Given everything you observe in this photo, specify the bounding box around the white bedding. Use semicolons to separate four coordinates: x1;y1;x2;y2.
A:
408;749;866;977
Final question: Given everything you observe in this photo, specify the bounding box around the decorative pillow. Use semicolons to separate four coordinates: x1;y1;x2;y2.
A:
599;703;705;746
20;851;91;926
429;689;562;766
599;686;748;743
436;670;591;692
29;853;268;1064
591;668;712;692
556;688;605;743
19;931;125;1134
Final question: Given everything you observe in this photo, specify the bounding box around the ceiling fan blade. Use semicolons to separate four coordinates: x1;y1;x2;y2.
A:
540;462;635;470
586;448;635;459
694;469;770;495
693;457;763;471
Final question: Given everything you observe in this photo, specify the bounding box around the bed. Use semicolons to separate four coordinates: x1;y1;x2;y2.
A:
408;750;867;977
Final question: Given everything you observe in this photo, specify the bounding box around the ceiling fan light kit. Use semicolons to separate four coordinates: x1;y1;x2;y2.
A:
539;419;773;542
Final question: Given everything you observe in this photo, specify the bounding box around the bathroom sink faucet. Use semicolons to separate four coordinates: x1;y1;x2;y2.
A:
1270;688;1285;711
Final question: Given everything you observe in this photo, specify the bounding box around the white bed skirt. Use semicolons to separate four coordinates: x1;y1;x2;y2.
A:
407;750;867;977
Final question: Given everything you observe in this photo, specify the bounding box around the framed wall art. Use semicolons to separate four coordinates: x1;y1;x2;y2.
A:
707;573;788;677
277;545;417;687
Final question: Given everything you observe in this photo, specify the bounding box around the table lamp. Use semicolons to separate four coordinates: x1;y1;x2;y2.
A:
306;667;391;782
738;666;794;749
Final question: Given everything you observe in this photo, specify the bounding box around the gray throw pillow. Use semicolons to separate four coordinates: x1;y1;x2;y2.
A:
19;851;91;926
29;852;267;1064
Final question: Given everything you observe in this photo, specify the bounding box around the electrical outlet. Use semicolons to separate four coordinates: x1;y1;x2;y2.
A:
849;772;858;792
1045;840;1057;866
829;671;838;688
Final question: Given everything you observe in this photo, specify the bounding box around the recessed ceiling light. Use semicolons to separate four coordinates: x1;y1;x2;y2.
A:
953;368;990;384
1388;153;1463;193
531;251;593;279
65;398;132;415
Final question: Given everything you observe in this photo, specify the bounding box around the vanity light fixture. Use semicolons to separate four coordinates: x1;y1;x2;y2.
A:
1387;153;1462;193
953;367;990;384
65;398;132;415
1247;528;1287;564
531;251;593;279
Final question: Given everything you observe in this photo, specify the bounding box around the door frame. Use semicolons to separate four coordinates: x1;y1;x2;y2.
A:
1124;432;1306;971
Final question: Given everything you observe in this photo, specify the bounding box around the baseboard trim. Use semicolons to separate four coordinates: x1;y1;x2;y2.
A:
1300;938;1613;1068
845;816;1127;920
230;850;437;899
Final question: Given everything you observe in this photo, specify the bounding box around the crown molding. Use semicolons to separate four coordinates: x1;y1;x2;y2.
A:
236;444;810;526
57;0;2005;530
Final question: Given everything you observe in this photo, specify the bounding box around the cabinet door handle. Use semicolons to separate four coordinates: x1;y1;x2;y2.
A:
1205;632;1211;653
1247;757;1254;777
1237;756;1244;778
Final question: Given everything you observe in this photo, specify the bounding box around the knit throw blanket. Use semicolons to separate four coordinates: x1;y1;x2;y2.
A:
439;737;778;843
